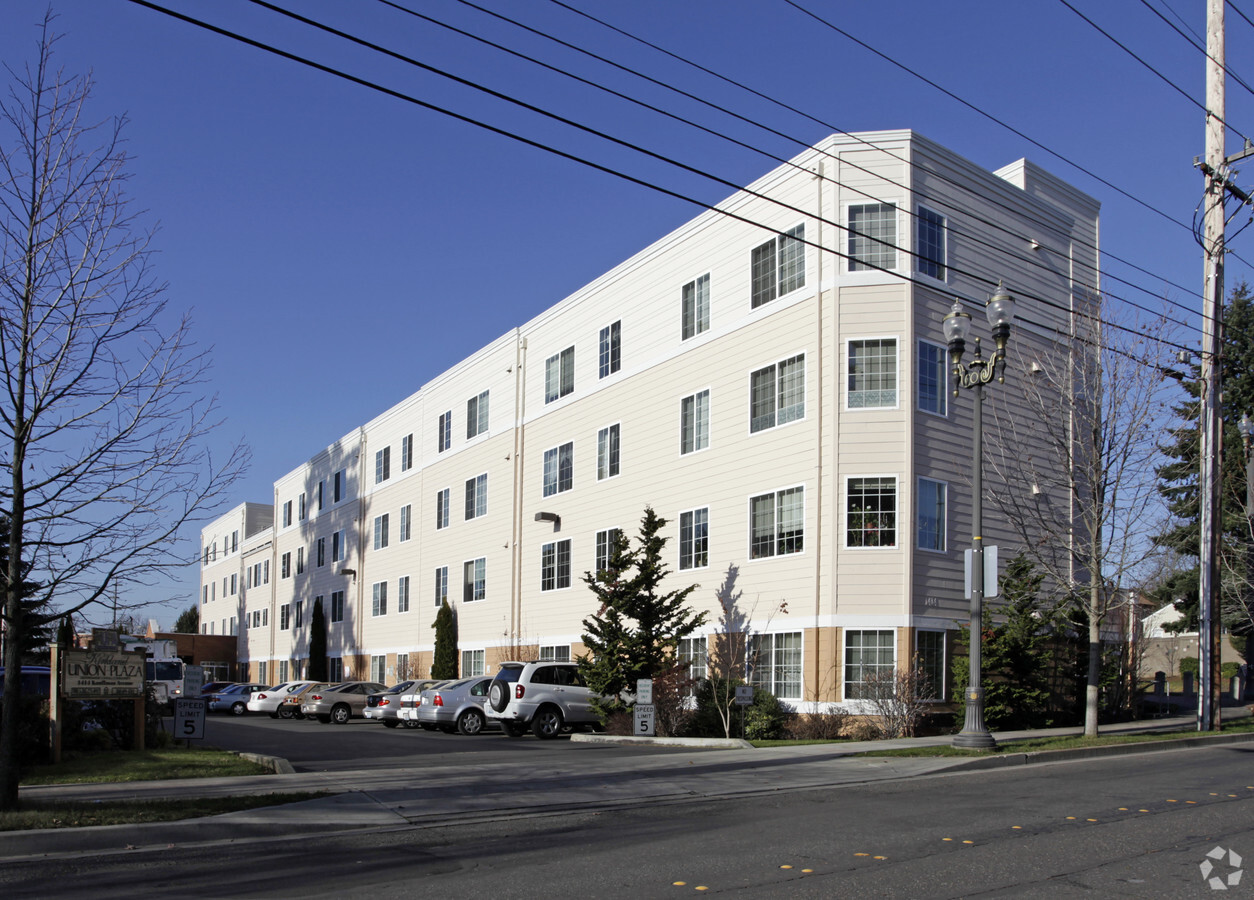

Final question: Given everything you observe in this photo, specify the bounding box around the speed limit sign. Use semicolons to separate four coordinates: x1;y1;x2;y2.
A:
174;698;206;740
634;703;655;736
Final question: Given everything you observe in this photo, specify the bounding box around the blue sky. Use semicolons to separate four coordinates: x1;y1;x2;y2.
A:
3;0;1251;627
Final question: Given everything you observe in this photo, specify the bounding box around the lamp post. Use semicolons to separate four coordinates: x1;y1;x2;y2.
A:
943;284;1015;750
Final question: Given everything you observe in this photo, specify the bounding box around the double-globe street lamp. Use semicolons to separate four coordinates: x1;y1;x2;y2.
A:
942;284;1016;750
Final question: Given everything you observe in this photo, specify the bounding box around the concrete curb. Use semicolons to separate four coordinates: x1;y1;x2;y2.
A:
942;729;1254;772
233;751;295;775
570;734;754;749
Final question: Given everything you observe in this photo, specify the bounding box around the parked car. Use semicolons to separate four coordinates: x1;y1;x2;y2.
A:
278;682;327;719
484;661;599;739
247;681;314;717
301;681;387;724
362;680;421;728
396;680;453;727
416;677;495;735
198;681;233;698
207;682;269;715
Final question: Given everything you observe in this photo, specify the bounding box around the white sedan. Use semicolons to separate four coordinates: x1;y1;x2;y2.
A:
247;681;314;717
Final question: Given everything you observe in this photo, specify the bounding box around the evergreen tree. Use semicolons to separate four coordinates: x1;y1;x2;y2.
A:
431;601;458;679
173;604;199;634
1154;282;1254;663
308;598;328;681
578;507;708;715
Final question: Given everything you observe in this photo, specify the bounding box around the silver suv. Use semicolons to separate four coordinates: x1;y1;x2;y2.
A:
484;661;598;739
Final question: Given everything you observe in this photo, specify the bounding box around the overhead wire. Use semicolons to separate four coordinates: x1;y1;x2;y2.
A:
541;0;1204;310
123;0;1201;371
368;0;1196;332
1138;0;1254;100
1228;0;1254;32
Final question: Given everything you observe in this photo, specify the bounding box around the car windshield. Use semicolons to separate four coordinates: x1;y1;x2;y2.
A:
492;667;523;684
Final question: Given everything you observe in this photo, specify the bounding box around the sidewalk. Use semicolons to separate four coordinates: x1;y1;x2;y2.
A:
3;711;1251;861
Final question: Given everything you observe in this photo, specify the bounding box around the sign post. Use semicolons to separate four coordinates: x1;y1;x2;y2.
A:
634;678;655;737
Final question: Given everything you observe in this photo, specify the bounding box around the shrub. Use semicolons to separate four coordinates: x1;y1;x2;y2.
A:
784;711;851;741
1180;656;1200;678
1221;661;1240;680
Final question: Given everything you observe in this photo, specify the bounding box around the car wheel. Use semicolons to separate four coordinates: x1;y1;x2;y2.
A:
531;706;564;740
330;704;351;725
458;709;485;735
230;701;246;716
277;705;295;719
487;680;510;712
383;720;400;728
501;721;526;738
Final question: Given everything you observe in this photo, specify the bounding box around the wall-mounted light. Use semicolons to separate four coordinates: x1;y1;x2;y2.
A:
534;511;561;532
340;568;356;578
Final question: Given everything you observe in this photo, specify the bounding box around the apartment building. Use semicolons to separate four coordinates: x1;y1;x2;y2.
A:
199;130;1099;710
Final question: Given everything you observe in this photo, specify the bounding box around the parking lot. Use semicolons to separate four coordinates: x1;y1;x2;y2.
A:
187;712;688;772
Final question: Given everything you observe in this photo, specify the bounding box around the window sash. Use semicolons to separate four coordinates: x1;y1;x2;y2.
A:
372;581;387;617
848;203;897;271
434;566;448;607
751;239;777;308
916;630;945;700
373;514;389;550
917;478;946;552
467;391;489;438
545;347;575;403
401;433;413;471
847;477;897;547
681;390;709;454
541;539;572;591
463;558;486;602
436;488;449;529
917;340;947;416
599;321;621;378
682;274;710;340
916;208;946;280
679;508;708;570
465;474;487;519
399;505;411;542
749;632;802;698
845;629;896;699
594;528;621;575
438;411;452;452
543;444;573;496
375;447;390;484
397;575;410;613
597;425;620;480
331;590;344;623
848;339;898;408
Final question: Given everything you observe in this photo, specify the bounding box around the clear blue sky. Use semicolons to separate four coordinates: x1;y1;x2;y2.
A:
3;1;1251;628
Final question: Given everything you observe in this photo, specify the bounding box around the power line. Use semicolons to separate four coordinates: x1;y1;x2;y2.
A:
124;0;1200;365
1228;0;1254;32
1138;0;1254;100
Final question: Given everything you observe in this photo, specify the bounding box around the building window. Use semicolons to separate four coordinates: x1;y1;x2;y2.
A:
397;575;410;613
545;346;575;403
373;513;390;551
751;225;805;308
372;581;388;617
434;566;448;607
917;478;946;552
848;339;898;408
279;660;289;682
332;530;344;564
232;530;239;552
916;207;946;280
750;355;805;433
848;203;897;271
540;644;571;662
317;537;325;567
678;636;707;682
749;632;802;699
331;590;345;623
599;321;621;378
847;477;897;548
467;390;489;439
371;655;387;684
263;559;269;583
280;604;290;631
917;340;947;417
375;446;391;484
541;539;572;591
845;629;895;699
282;501;292;528
679;508;708;570
681;389;709;454
230;573;237;595
281;552;291;579
462;649;485;677
916;630;945;700
299;493;307;522
682;274;710;340
295;599;304;628
328;657;343;682
463;558;486;602
318;480;324;511
399;504;412;542
594;528;621;575
438;410;452;452
464;473;488;520
436;488;450;529
334;470;344;503
597;425;620;480
396;653;410;680
400;433;414;472
543;443;573;497
295;547;304;575
750;487;804;559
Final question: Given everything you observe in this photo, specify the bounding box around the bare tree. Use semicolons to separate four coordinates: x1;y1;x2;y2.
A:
0;21;247;808
984;302;1176;736
859;658;933;740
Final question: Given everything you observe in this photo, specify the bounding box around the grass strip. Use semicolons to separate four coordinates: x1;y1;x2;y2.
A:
0;792;327;831
20;748;271;785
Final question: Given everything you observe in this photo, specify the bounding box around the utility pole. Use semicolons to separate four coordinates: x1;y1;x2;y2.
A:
1198;0;1225;732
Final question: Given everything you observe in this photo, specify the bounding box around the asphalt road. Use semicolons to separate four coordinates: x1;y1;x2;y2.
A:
4;740;1251;898
194;711;693;770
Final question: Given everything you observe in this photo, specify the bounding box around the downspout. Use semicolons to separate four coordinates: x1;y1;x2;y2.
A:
354;427;367;673
812;159;825;710
511;333;528;645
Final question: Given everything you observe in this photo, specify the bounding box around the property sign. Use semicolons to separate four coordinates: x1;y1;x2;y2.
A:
636;678;653;705
174;698;206;740
634;703;656;736
734;685;754;706
183;665;204;697
60;649;145;699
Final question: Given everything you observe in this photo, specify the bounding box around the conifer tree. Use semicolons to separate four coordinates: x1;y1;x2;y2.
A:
431;601;458;679
578;507;707;714
308;598;328;681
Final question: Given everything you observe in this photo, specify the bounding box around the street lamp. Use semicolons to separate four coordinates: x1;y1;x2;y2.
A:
943;284;1016;750
1238;412;1253;513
